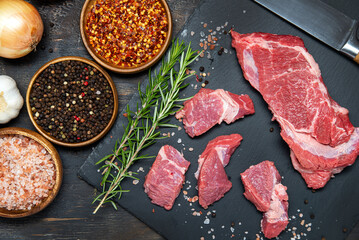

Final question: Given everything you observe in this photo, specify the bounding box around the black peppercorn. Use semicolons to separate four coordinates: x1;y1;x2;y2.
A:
218;47;224;56
199;66;205;72
29;60;114;144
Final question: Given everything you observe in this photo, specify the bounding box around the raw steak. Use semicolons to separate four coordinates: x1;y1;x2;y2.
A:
197;134;243;209
241;161;289;239
231;31;359;188
175;88;254;138
144;145;190;210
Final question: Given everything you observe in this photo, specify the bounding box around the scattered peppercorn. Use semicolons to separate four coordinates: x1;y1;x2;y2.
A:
218;47;224;56
343;228;348;233
270;127;274;132
40;45;45;50
48;48;53;53
49;22;54;28
231;221;235;227
321;237;326;240
223;30;228;35
29;60;115;143
204;80;209;85
304;199;309;204
310;213;315;219
199;66;205;72
211;212;216;218
312;189;316;193
85;0;168;68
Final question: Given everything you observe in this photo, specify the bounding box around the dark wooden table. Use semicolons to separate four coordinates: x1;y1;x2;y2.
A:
0;0;358;239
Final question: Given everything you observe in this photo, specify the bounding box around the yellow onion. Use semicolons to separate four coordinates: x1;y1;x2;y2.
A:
0;0;44;59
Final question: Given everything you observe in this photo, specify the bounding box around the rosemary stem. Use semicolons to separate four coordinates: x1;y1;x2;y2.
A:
93;123;157;214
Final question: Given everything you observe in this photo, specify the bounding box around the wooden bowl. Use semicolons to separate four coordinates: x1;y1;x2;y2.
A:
26;56;119;147
0;127;63;218
80;0;173;74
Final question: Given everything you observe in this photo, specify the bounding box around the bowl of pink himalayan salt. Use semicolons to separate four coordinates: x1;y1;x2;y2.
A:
0;127;63;218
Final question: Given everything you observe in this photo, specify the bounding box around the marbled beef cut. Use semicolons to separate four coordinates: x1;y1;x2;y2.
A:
175;88;254;138
231;31;359;189
197;134;243;209
144;145;190;210
241;161;289;239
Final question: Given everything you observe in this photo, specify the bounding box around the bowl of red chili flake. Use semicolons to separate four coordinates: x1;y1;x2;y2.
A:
0;127;63;218
80;0;172;74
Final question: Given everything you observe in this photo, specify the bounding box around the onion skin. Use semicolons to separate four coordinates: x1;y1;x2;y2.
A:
0;0;44;59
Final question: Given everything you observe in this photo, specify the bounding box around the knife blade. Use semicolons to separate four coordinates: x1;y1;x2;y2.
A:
254;0;359;63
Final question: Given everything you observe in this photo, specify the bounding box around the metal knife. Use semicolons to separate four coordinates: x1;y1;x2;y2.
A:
254;0;359;64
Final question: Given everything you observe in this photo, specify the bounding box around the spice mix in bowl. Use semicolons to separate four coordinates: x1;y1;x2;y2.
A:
80;0;173;74
0;127;63;218
26;56;118;147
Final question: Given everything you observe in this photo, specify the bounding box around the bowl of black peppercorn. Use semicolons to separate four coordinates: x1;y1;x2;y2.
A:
26;56;119;147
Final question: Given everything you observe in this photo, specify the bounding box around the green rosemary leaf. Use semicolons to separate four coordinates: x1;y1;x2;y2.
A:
96;154;114;165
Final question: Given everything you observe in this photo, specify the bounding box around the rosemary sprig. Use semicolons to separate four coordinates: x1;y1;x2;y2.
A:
93;41;198;214
100;41;187;175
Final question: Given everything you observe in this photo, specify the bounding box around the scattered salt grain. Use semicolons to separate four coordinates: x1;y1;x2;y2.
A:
204;218;210;224
132;179;139;185
191;31;195;36
230;227;235;233
189;147;194;152
177;138;182;143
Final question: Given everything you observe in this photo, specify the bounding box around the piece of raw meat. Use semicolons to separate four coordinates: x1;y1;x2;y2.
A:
175;88;254;138
197;134;243;209
144;145;190;210
231;31;359;188
241;161;289;239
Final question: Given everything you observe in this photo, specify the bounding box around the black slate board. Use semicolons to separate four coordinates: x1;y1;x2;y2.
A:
78;0;359;239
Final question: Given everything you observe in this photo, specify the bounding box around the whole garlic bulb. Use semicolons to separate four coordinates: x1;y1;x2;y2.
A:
0;75;24;124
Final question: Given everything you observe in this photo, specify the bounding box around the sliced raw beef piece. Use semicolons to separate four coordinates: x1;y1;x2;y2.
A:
241;161;289;239
175;88;254;138
144;145;190;210
231;31;359;188
197;134;243;209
